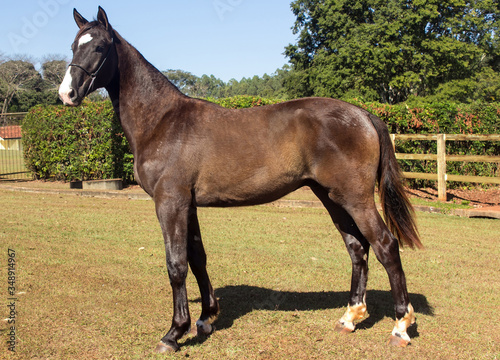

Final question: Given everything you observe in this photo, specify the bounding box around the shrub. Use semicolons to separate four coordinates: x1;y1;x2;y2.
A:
22;100;133;182
206;95;283;109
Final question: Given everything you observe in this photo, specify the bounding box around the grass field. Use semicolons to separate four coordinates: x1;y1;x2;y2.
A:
0;150;30;180
0;189;498;359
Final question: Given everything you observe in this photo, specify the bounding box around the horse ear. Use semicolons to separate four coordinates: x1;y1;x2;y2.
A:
73;8;89;29
97;6;110;30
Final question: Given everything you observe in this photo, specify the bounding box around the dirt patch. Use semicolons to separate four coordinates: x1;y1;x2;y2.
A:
407;187;500;208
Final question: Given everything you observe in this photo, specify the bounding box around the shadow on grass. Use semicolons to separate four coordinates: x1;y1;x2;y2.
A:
185;285;433;347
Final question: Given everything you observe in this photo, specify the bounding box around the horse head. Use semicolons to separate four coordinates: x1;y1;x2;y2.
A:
59;6;117;106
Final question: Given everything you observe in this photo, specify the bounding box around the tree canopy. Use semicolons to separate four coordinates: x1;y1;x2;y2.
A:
162;67;290;99
0;56;68;113
285;0;499;103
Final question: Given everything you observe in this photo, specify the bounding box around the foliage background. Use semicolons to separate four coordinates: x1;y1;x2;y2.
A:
284;0;499;104
347;99;500;186
1;1;499;111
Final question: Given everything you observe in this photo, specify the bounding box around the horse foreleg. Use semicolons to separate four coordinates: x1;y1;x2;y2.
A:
186;207;219;336
154;194;192;353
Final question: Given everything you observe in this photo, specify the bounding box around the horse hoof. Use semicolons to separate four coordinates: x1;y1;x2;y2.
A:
196;318;216;337
197;323;215;337
155;341;177;353
388;335;410;347
334;321;354;334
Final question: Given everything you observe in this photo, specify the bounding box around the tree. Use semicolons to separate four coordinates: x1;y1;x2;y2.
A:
40;57;68;107
222;67;290;99
41;57;67;90
427;67;500;103
162;67;290;99
193;74;226;98
285;0;499;103
162;69;199;96
0;58;42;113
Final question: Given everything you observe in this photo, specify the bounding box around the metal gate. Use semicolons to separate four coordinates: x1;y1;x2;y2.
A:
0;113;31;180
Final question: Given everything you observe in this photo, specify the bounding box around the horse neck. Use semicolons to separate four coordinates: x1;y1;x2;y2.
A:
106;30;186;155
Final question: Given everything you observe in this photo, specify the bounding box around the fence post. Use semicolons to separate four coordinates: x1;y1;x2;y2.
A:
390;134;396;151
437;134;447;201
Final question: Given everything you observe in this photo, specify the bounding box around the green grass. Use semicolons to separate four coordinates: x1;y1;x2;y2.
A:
0;150;30;179
0;190;498;359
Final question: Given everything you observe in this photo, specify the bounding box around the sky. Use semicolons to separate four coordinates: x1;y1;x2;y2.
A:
0;0;298;82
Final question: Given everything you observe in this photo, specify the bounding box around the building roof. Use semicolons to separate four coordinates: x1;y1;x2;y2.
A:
0;125;22;139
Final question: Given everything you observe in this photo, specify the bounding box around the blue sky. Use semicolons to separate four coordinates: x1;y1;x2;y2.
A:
0;0;298;82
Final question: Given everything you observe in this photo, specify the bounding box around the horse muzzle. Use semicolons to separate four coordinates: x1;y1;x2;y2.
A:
58;68;87;106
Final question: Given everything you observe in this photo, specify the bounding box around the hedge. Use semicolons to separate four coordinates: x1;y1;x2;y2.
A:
23;96;500;187
206;95;283;108
23;101;133;182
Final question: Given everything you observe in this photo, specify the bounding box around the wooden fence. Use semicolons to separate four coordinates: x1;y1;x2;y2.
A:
391;134;500;201
0;112;30;180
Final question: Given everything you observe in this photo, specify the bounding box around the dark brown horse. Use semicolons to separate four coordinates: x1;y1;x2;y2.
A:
59;7;422;353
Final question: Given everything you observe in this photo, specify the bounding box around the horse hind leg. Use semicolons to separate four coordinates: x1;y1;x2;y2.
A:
310;185;370;333
344;202;416;346
186;207;220;336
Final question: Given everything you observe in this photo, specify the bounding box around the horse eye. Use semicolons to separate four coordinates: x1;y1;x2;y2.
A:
96;46;104;53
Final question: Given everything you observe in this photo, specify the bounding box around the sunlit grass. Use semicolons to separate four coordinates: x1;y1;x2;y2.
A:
0;190;498;359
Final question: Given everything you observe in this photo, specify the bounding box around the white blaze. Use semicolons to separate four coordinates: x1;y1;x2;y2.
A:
78;33;93;47
58;67;74;106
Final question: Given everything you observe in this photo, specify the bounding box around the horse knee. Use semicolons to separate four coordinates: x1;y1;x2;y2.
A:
166;260;188;285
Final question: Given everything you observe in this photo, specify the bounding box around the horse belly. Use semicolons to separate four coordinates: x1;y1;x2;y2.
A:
194;149;306;207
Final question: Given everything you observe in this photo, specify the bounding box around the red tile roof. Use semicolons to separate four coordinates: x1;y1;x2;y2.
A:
0;126;22;139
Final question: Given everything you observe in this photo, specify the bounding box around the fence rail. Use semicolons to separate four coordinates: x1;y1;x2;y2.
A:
391;134;500;201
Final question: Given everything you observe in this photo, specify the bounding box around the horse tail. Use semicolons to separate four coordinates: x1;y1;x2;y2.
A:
369;114;423;249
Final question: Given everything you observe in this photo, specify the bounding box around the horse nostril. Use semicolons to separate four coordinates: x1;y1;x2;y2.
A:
69;88;77;101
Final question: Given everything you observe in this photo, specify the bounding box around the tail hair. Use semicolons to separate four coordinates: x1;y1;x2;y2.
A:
370;114;423;249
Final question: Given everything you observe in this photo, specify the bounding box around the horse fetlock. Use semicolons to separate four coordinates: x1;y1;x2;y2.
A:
396;304;416;329
335;302;367;333
389;304;415;346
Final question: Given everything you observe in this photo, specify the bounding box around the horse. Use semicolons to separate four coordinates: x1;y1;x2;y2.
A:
59;7;422;353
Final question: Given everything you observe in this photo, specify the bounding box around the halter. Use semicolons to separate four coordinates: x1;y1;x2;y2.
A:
68;37;114;96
